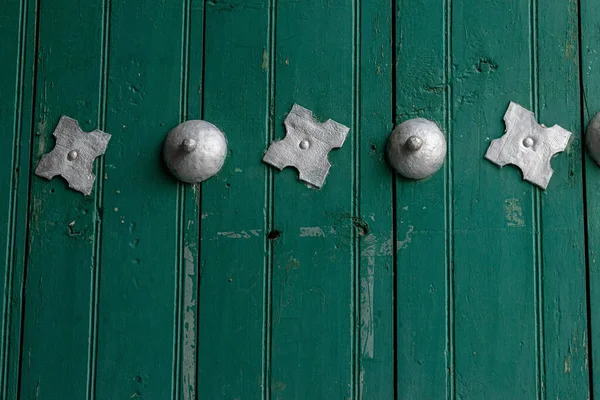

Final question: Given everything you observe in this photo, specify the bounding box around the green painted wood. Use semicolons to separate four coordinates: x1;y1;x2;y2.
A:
0;1;25;397
269;1;355;398
17;0;107;398
358;1;394;398
3;0;599;398
175;1;204;399
581;0;600;397
1;0;39;398
536;1;589;398
197;1;270;398
93;1;186;397
394;0;451;397
451;0;539;397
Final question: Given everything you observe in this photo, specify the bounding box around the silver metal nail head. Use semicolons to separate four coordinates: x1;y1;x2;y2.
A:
586;111;600;165
35;116;111;195
387;118;447;180
485;101;572;190
262;104;349;189
162;120;227;183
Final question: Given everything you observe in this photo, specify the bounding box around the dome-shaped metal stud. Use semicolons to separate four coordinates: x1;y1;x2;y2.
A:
587;112;600;165
162;120;227;183
387;118;447;179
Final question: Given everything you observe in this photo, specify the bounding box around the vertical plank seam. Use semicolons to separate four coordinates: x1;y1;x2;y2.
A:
15;0;42;396
530;0;545;397
352;0;362;398
443;0;455;398
196;0;208;397
262;0;277;397
173;0;193;397
1;0;30;395
578;0;595;396
390;0;398;398
87;0;112;398
195;1;208;397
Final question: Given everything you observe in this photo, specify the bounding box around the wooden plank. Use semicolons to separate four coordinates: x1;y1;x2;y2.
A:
0;0;39;397
0;1;25;396
358;0;394;398
17;0;107;398
394;0;450;397
451;0;538;397
536;1;589;398
175;1;204;399
93;1;185;397
197;1;270;398
581;0;600;397
269;0;354;398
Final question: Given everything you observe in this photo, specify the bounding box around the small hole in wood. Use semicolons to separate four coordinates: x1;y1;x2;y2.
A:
267;230;280;241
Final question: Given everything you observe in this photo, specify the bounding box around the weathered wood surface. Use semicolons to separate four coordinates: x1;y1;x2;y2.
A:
0;0;595;398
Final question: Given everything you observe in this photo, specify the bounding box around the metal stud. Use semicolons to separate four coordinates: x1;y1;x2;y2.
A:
586;111;600;165
162;120;227;183
387;118;447;180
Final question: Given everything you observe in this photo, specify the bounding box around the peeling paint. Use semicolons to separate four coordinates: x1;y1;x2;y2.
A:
183;246;196;400
360;235;375;359
504;198;525;227
216;230;261;239
299;227;325;237
397;225;414;249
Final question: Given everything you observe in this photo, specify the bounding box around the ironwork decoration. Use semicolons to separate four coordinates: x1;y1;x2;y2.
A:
263;104;349;188
35;116;111;195
163;120;227;183
485;102;572;190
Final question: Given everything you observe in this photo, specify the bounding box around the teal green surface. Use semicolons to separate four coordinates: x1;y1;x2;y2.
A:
1;0;597;398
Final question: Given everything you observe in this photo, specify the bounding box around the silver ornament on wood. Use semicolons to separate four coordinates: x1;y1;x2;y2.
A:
162;120;227;183
387;118;447;180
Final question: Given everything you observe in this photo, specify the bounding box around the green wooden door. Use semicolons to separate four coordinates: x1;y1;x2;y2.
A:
2;0;599;398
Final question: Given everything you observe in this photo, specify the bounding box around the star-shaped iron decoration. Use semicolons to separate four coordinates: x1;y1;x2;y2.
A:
263;104;349;188
485;102;571;190
35;116;111;195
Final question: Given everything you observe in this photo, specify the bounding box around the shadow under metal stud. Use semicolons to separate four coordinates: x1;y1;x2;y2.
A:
35;116;111;195
263;104;349;189
586;112;600;165
162;120;227;183
485;102;571;190
387;118;447;180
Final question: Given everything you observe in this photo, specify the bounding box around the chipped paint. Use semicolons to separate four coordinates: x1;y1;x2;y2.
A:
216;230;262;239
360;235;375;359
183;246;197;400
504;198;525;227
397;225;414;249
299;227;325;237
261;48;269;70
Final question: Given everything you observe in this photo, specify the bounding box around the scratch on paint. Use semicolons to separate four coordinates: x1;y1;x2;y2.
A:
183;247;197;400
504;198;525;227
359;368;365;400
360;235;376;359
299;227;325;237
216;230;262;239
397;225;414;249
564;345;572;374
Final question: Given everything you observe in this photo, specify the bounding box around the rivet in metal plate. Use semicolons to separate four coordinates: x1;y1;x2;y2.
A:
162;120;227;183
485;101;572;190
67;150;79;160
522;137;534;148
181;138;197;153
263;104;349;189
406;136;423;151
387;118;447;180
35;116;111;195
299;139;310;150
